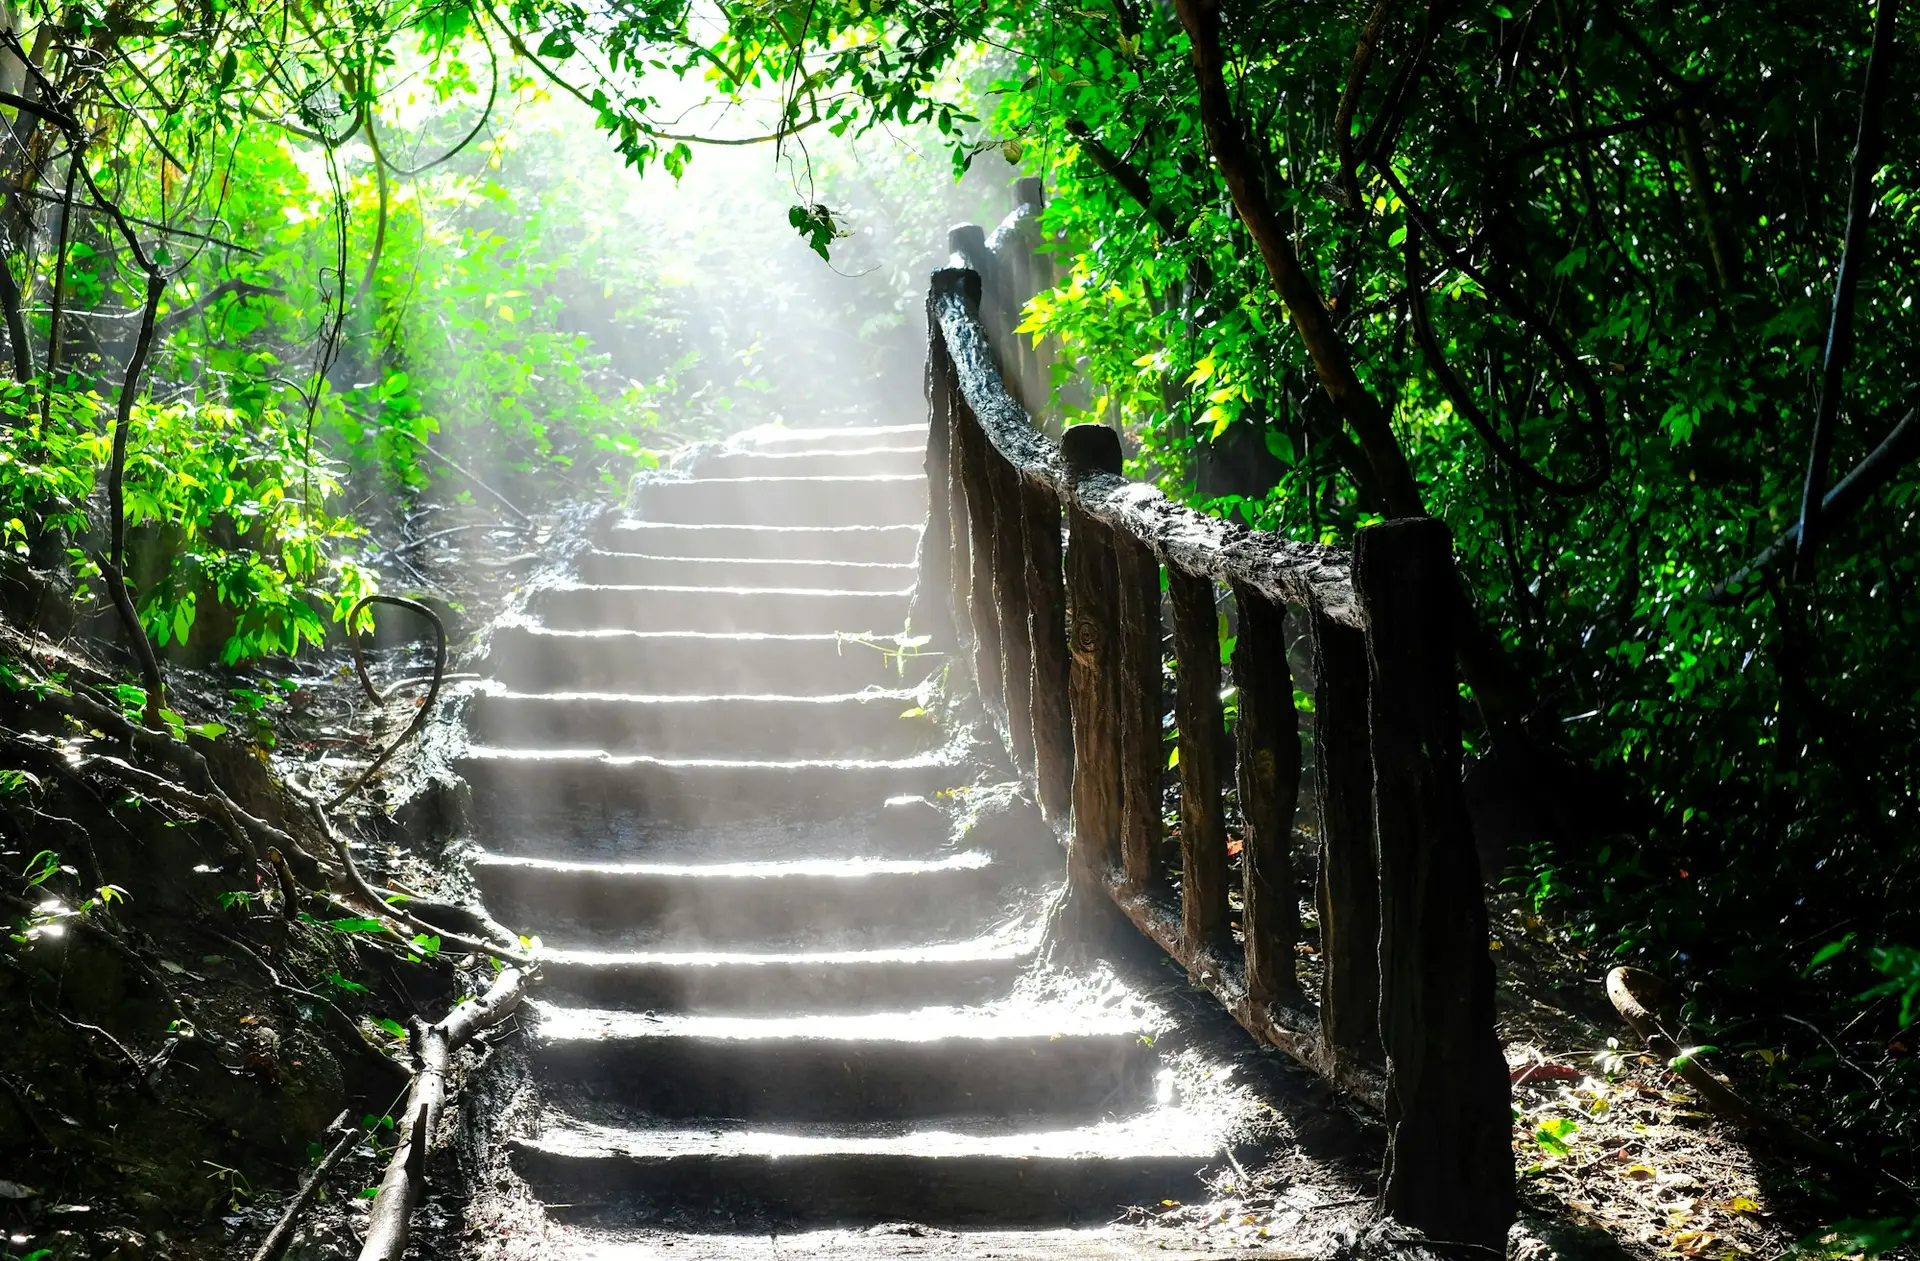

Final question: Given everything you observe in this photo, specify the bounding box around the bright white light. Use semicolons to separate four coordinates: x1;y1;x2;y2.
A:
1155;1069;1176;1106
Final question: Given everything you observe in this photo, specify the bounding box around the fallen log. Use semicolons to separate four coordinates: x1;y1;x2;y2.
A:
357;966;529;1261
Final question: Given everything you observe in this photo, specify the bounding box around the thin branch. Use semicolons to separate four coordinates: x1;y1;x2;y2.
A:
1382;166;1612;492
1331;0;1395;209
330;594;447;810
152;278;283;338
99;271;166;729
1404;217;1607;495
250;1111;358;1261
1793;0;1898;581
1708;407;1920;605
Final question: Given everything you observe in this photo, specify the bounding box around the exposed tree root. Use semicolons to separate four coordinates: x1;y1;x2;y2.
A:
358;965;529;1261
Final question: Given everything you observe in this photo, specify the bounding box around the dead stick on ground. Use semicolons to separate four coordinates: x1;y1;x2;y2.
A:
357;966;528;1261
1607;966;1864;1174
250;1109;356;1261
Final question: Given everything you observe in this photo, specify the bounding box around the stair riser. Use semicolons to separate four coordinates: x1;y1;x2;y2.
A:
466;695;936;760
483;630;922;695
736;425;926;454
577;552;916;591
533;1036;1154;1120
530;587;911;635
635;478;927;528
538;955;1024;1013
477;864;1002;945
595;522;921;563
458;756;960;828
699;447;925;478
511;1148;1202;1227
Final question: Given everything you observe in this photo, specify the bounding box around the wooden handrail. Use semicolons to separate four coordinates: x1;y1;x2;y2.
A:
929;268;1364;627
921;180;1514;1247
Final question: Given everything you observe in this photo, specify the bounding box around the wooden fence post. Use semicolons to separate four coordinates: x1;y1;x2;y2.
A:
946;354;972;644
987;450;1037;774
1231;585;1303;1006
1024;479;1073;823
1356;518;1513;1250
1312;607;1380;1062
916;288;957;648
1168;565;1230;953
953;397;1002;712
1062;425;1125;885
1115;533;1162;892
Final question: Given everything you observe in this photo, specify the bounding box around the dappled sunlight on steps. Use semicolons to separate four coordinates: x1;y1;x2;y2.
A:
459;421;1233;1238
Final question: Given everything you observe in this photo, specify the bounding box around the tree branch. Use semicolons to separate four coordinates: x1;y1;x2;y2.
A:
99;271;167;729
1793;0;1898;581
1170;0;1425;520
1709;406;1920;605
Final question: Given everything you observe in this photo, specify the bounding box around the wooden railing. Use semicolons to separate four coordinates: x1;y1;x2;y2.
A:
919;195;1515;1246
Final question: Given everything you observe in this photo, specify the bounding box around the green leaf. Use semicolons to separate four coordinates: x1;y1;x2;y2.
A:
1533;1116;1578;1155
1805;934;1855;975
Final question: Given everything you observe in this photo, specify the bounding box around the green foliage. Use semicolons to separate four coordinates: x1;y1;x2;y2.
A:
1864;945;1920;1029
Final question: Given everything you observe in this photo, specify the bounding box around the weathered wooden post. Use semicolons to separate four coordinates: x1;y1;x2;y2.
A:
1167;565;1230;953
1231;586;1303;1006
1023;478;1074;823
1356;518;1513;1249
1114;533;1162;892
916;287;958;648
1062;424;1124;886
941;258;1005;714
986;449;1037;774
1312;607;1380;1061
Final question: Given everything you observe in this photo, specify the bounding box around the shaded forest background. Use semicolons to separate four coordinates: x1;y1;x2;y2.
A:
0;0;1914;1252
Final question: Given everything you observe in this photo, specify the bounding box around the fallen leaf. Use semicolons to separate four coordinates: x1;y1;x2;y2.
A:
1624;1164;1658;1181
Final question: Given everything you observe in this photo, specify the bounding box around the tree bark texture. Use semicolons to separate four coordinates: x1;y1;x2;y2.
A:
1356;519;1513;1249
1231;584;1303;1005
1168;563;1230;952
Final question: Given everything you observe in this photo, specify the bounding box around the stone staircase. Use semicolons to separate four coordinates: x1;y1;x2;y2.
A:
456;424;1233;1237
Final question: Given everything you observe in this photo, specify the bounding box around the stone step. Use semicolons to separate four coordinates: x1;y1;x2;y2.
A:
482;627;933;695
456;748;962;828
470;803;950;866
739;424;927;453
595;521;922;563
533;936;1035;1011
529;585;912;635
510;1107;1217;1226
632;476;926;529
529;1004;1155;1121
697;445;925;479
465;691;936;760
576;550;917;592
472;849;1011;945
